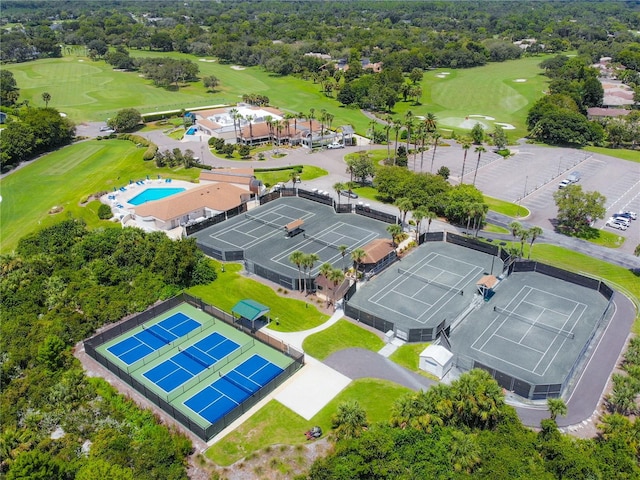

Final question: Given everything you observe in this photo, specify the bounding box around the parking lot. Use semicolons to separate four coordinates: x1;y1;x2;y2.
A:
427;143;640;254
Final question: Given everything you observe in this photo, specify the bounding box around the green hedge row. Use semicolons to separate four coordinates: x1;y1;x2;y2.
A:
254;165;303;173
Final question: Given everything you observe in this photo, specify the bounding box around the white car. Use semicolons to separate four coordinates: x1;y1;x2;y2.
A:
327;142;344;149
610;216;631;226
606;219;628;230
558;179;571;189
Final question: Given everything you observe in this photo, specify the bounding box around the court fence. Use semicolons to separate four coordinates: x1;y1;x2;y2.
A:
452;260;616;400
186;203;248;236
83;293;304;441
418;231;444;245
354;204;398;224
446;232;499;256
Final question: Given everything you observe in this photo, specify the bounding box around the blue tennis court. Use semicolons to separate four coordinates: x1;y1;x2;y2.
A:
107;312;201;365
143;332;240;392
184;355;283;423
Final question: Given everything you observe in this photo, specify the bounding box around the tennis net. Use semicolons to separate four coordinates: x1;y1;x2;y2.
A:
143;325;173;344
224;373;258;395
397;268;462;294
179;347;212;369
494;306;575;339
303;233;340;250
245;213;281;230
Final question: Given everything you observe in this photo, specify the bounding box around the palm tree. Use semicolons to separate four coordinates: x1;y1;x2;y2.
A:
429;132;441;173
412;206;427;242
328;267;345;310
394;197;413;225
450;431;481;474
304;253;320;294
307;108;316;148
289;170;298;188
319;262;333;307
392;119;402;165
384;115;393;161
415;123;428;172
404;110;414;155
338;244;349;271
424;112;437;133
333;181;345;206
42;92;51;107
472;145;486;186
547;398;567;421
319;108;327;146
387;223;403;247
472;202;486;236
264;115;274;145
508;221;522;243
528;226;543;259
350;248;366;277
518;228;530;257
331;400;368;441
245;114;255;146
368;119;377;146
289;250;305;293
460;141;471;183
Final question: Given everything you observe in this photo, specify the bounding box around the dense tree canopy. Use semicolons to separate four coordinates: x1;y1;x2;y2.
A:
553;184;607;236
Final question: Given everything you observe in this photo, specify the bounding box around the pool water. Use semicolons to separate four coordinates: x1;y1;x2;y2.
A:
128;188;186;206
186;127;197;135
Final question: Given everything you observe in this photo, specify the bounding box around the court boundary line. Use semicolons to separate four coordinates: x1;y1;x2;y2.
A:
367;252;483;325
470;285;589;377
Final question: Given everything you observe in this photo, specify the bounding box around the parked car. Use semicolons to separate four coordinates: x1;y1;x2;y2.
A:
340;190;358;199
610;216;631;226
558;179;571;189
566;171;581;183
327;142;344;149
615;211;637;221
606;219;628;230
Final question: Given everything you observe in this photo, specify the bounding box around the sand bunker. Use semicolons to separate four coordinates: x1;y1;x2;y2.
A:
441;72;450;75
468;114;495;121
436;74;446;78
514;79;527;83
494;122;516;130
231;65;246;70
459;119;488;130
199;58;216;63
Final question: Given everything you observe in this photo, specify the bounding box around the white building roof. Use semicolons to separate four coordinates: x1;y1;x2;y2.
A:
420;344;453;366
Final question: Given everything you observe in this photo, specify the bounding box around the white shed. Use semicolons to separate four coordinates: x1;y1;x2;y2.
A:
419;345;453;379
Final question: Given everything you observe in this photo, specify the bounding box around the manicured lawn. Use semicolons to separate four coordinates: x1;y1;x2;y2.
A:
393;55;554;139
388;343;430;372
255;165;328;188
584;229;626;248
187;260;329;332
484;195;530;218
584;146;640;163
302;319;385;360
482;223;511;234
0;139;200;253
7;51;551;139
207;378;410;466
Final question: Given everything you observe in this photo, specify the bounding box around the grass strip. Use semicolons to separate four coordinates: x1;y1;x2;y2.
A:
302;319;385;360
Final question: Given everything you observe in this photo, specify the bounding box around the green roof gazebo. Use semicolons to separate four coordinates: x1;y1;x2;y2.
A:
231;299;270;331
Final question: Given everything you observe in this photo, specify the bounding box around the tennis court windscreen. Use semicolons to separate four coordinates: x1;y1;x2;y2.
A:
494;306;575;339
397;268;462;294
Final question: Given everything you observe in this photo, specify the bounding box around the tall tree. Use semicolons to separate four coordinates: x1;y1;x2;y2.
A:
528;226;543;259
460;141;471;183
387;223;404;247
41;92;51;107
331;400;368;441
303;253;320;293
328;267;345;310
472;145;486;186
547;398;568;421
338;245;349;271
289;250;305;293
553;185;606;236
429;132;441;173
350;248;366;276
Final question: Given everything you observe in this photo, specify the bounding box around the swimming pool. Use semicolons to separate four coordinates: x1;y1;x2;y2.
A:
128;188;186;206
186;127;197;135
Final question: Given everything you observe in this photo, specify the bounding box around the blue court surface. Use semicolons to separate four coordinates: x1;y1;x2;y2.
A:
143;332;240;392
184;355;284;424
107;312;201;365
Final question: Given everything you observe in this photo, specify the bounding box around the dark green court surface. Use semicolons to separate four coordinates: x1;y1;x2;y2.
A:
191;197;391;281
346;242;499;340
450;271;610;398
